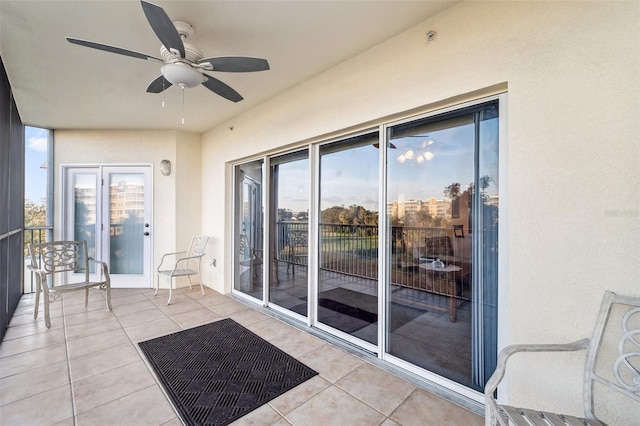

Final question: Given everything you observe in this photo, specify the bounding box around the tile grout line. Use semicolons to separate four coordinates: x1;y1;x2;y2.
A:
70;289;180;423
60;294;78;426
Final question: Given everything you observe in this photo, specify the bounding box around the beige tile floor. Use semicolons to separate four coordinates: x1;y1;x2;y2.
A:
0;286;483;425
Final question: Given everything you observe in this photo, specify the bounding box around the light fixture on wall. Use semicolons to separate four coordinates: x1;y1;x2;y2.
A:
160;159;172;176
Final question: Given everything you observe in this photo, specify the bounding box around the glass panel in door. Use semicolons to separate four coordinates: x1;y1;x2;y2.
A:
107;173;145;274
318;133;379;345
269;150;309;315
103;167;151;288
234;160;264;300
72;172;98;273
385;102;498;391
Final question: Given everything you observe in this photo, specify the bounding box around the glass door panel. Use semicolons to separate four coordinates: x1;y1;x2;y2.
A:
102;167;151;288
269;150;309;315
72;173;98;268
107;173;145;274
318;133;379;345
385;102;498;391
234;160;264;300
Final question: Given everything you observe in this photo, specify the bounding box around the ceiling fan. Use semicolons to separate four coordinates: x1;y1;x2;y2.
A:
66;0;269;103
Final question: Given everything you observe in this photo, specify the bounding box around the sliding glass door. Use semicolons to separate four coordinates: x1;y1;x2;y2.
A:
232;98;501;396
385;102;498;391
234;159;264;300
317;133;379;346
269;150;310;315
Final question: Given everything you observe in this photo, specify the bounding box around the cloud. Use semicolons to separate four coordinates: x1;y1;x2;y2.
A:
28;136;48;152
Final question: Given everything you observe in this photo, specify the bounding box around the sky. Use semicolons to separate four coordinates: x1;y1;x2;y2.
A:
24;126;49;204
277;116;499;215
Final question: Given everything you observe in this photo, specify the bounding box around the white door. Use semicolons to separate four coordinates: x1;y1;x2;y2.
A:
64;166;152;288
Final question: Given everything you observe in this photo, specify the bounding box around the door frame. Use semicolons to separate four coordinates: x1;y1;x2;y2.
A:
229;93;506;404
61;164;153;288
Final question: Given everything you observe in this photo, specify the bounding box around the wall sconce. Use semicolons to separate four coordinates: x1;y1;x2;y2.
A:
160;159;171;176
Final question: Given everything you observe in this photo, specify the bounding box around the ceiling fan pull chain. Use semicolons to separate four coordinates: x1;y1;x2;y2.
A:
181;87;185;125
162;78;166;108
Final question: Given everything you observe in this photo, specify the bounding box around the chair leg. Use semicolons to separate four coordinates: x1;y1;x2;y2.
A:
187;275;194;290
34;279;40;319
84;288;89;307
105;282;112;311
154;274;160;296
43;289;51;329
167;277;173;305
272;258;280;284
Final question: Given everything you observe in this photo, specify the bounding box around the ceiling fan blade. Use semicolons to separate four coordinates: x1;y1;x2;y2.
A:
146;75;172;93
140;0;185;58
201;74;243;102
66;37;163;62
199;57;270;72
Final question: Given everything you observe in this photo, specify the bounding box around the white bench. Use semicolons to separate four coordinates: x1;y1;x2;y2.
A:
485;291;640;426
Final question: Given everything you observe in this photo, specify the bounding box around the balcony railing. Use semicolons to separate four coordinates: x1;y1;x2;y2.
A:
274;221;472;301
24;226;53;293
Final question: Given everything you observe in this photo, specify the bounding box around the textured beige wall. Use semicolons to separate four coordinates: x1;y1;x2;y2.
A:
200;1;639;423
174;131;203;286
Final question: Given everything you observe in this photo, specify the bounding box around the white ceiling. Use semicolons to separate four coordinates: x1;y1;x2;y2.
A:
0;1;457;133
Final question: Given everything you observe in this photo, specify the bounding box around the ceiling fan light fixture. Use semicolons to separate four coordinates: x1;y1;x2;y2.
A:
161;63;204;88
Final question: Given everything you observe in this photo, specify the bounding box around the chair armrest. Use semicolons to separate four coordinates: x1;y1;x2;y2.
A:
171;254;205;269
159;254;207;274
485;338;591;397
158;251;187;269
27;267;47;292
88;258;111;281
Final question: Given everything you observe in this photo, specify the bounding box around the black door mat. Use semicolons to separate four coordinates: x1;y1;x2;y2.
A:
138;318;318;426
290;287;426;333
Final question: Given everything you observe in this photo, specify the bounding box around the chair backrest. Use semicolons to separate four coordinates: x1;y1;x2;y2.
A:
424;235;453;258
288;229;307;248
584;291;640;420
28;240;89;281
187;235;209;257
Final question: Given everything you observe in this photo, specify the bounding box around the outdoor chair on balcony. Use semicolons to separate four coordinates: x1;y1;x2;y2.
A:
239;234;279;285
27;240;112;328
412;235;470;322
287;229;308;276
485;290;640;426
156;235;208;305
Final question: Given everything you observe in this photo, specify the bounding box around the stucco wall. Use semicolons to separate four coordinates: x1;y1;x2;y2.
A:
200;1;639;423
54;129;202;290
175;131;203;283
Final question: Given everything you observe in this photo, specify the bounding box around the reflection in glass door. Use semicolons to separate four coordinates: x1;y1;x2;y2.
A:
317;133;379;346
234;160;264;300
70;170;99;272
105;171;147;279
385;102;498;391
269;150;309;315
